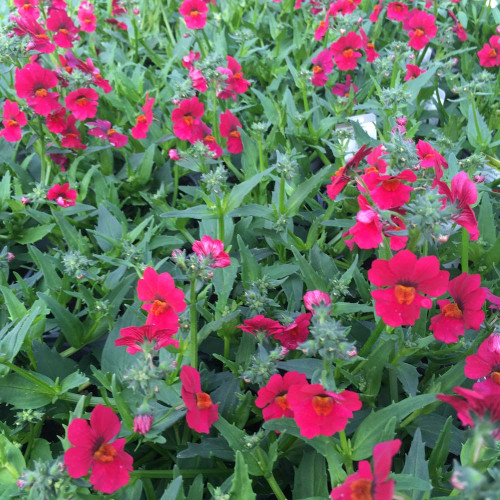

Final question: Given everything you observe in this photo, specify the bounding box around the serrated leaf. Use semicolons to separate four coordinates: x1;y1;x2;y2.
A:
401;429;430;500
15;224;55;244
229;451;256;500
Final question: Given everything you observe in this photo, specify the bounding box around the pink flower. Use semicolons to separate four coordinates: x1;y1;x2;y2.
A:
64;405;133;494
361;169;417;210
12;16;55;54
429;273;485;344
200;123;223;158
359;28;379;62
133;414;153;435
182;51;200;69
46;108;67;134
330;31;363;71
46;8;79;48
65;88;99;120
169;148;181;160
368;250;449;327
238;315;284;338
15;62;60;116
78;1;97;32
219;109;243;154
14;0;40;19
189;68;208;93
314;19;329;41
407;10;437;50
180;365;219;434
331;74;359;98
87;120;128;148
115;325;179;354
255;372;308;422
171;96;204;143
370;0;383;23
61;115;86;150
387;2;408;21
485;288;500;309
287;383;361;439
405;64;426;81
131;93;154;139
416;140;448;179
478;36;500;67
273;313;311;350
311;49;334;87
137;267;186;331
47;182;77;207
216;56;250;100
192;235;230;268
448;9;467;42
303;290;331;313
0;100;27;142
179;0;208;30
465;335;500;395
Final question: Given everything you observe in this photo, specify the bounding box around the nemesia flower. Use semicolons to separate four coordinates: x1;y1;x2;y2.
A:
14;0;40;19
416;140;448;179
78;1;97;32
11;16;55;54
192;235;230;268
169;148;181;160
200;124;223;158
429;273;485;344
273;313;311;350
131;93;154;139
366;144;387;172
64;405;133;494
105;18;128;30
437;387;500;440
46;107;67;134
359;28;379;62
369;0;383;23
189;68;208;93
331;74;359;98
61;115;86;150
219;109;243;154
465;335;500;395
65;88;99;120
407;10;437;50
62;54;113;94
238;315;284;338
287;383;361;439
0;100;27;142
331;440;402;500
405;64;426;81
115;325;179;354
330;31;363;71
361;169;417;210
326;145;373;200
47;182;77;207
133;414;153;435
368;250;449;327
448;9;467;42
180;365;219;434
179;0;208;30
49;153;69;170
485;288;500;309
303;290;331;313
255;372;308;422
435;171;480;241
328;0;361;16
387;2;408;22
478;36;500;67
216;56;250;100
182;51;200;69
15;62;60;116
46;8;79;48
172;96;204;143
314;18;329;41
87;120;128;148
111;0;128;15
311;49;334;87
137;267;186;331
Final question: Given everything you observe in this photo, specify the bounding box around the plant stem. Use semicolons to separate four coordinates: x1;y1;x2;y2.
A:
461;227;469;273
279;175;286;214
190;279;198;370
266;473;287;500
172;163;179;208
339;430;354;474
359;319;385;357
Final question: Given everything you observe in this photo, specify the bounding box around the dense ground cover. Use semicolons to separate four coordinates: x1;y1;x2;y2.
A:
0;0;500;498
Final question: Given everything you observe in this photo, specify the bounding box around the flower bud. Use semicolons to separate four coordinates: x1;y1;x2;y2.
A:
133;413;154;435
169;148;181;160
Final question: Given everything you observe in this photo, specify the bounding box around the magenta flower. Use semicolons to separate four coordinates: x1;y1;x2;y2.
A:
465;335;500;395
192;235;230;268
46;8;79;48
238;315;284;338
172;96;204;143
406;10;437;50
303;290;331;314
131;93;154;140
47;183;77;207
87;120;128;148
273;313;311;350
65;88;99;120
115;325;179;354
311;49;334;87
179;0;208;30
219;109;243;154
330;31;363;71
0;100;27;142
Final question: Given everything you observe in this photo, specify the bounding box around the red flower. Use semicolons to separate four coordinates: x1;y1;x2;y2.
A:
303;290;331;313
137;267;186;331
105;18;128;30
366;145;387;173
200;124;223;158
311;49;334;87
182;51;200;69
216;56;250;100
192;235;230;268
179;0;208;30
407;10;437;50
219;109;243;154
416;140;448;179
65;87;99;120
361;169;417;210
331;74;359;98
314;19;328;42
437;387;500;440
330;31;363;71
405;64;426;81
465;335;500;395
448;9;467;42
326;144;373;200
180;365;219;434
12;16;55;54
0;100;27;143
369;0;383;23
15;62;60;116
46;8;79;48
287;383;361;439
46;107;67;133
478;35;500;67
435;171;479;241
61;114;86;150
359;28;379;62
47;182;77;207
14;0;40;19
255;372;308;422
131;93;154;139
189;68;208;93
368;250;449;327
88;119;128;148
78;1;97;32
273;313;311;350
115;325;179;354
331;440;401;500
387;2;408;21
238;315;284;338
64;405;133;494
171;96;204;143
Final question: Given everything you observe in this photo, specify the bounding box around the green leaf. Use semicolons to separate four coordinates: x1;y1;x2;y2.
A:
286;168;331;216
0;435;25;485
229;451;256;500
186;475;204;500
135;144;156;185
15;224;55;244
28;246;61;291
32;341;79;382
291;247;328;291
478;193;496;245
95;204;123;251
401;429;430;500
161;205;216;219
160;477;185;500
293;450;329;499
467;105;490;149
0;372;54;409
225;168;274;213
238;235;261;285
52;209;88;252
0;285;27;320
428;416;452;480
407;66;437;101
59;371;89;393
393;474;432;492
393;361;419;397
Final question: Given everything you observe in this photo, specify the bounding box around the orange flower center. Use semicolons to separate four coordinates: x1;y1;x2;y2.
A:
93;443;117;464
491;371;500;385
65;133;78;139
136;114;148;124
442;302;462;319
204;134;215;143
196;392;212;410
334;166;346;177
393;4;402;11
319;20;326;29
151;299;168;315
365;166;378;174
382;178;401;192
59;28;69;35
415;28;425;37
394;285;416;305
36;33;48;39
275;394;290;411
343;48;354;58
84;17;92;23
106;128;116;136
35;88;47;98
77;96;88;106
190;9;199;17
6;119;18;127
350;478;373;500
312;65;323;74
312;395;334;416
183;115;194;126
367;43;374;50
229;130;241;139
489;48;497;58
234;72;243;80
